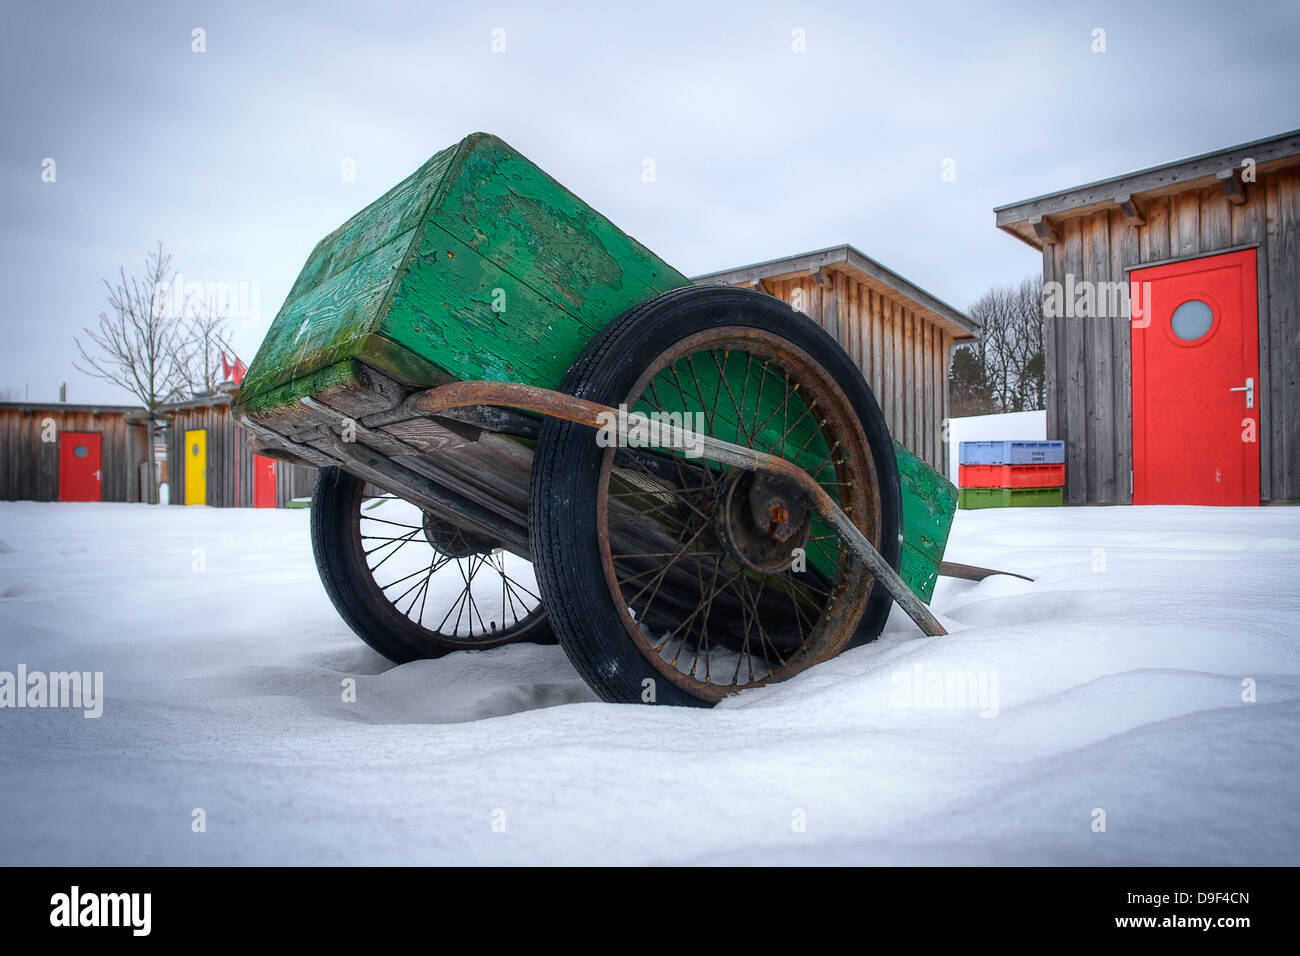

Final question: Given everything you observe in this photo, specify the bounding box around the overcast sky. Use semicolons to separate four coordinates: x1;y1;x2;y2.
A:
2;0;1297;404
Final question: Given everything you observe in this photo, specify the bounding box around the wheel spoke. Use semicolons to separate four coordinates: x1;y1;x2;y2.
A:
366;527;422;569
351;491;542;644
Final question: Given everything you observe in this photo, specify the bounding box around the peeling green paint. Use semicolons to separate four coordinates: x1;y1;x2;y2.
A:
236;133;689;416
895;439;959;602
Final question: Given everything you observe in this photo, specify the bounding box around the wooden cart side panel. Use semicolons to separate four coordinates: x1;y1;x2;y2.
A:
383;218;653;389
895;439;957;603
434;134;689;321
237;230;423;409
380;134;691;393
239;133;691;415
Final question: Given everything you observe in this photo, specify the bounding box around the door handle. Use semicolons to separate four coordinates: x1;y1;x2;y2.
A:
1228;377;1254;409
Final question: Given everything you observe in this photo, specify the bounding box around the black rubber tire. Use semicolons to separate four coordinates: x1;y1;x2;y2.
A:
311;466;553;663
529;285;902;707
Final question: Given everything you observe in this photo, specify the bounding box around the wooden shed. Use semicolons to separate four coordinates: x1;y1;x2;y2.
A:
162;388;316;507
0;402;153;503
996;129;1300;505
694;245;978;475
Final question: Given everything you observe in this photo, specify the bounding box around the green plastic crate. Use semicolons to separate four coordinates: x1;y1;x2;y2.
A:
958;487;1064;509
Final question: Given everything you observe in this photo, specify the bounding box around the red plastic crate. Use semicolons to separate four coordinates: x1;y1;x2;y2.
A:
959;463;1065;489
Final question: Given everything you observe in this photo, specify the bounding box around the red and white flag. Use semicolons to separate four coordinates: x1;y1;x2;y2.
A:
221;352;247;385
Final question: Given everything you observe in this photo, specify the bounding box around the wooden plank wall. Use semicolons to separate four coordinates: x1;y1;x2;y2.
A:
167;401;316;507
1043;166;1299;503
1264;169;1299;502
0;408;148;502
761;272;952;475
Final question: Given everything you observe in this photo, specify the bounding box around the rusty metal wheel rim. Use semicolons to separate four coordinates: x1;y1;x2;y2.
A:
595;325;881;702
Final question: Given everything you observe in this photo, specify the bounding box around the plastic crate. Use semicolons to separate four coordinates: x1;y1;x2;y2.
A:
958;487;1064;509
958;463;1065;489
958;440;1065;465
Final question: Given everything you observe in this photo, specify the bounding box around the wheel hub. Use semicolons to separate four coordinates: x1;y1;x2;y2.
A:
714;470;811;574
422;513;498;558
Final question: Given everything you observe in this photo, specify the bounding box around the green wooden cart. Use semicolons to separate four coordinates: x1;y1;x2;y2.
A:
235;133;958;707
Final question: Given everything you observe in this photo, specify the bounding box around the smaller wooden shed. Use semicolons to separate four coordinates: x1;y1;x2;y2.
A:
694;245;978;475
162;388;316;508
0;402;153;502
995;129;1300;505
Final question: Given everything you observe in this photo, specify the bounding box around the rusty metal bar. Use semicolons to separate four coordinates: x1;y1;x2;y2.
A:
405;381;948;637
940;561;1033;583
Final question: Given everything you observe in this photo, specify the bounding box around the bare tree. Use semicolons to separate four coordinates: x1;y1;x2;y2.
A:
948;276;1045;415
75;243;235;504
74;242;192;415
169;300;230;398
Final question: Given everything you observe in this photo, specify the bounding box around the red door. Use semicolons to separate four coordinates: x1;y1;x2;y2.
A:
58;432;103;502
253;454;277;508
1131;249;1259;505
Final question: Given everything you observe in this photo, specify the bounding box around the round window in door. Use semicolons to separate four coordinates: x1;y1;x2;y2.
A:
1170;299;1214;342
73;445;89;458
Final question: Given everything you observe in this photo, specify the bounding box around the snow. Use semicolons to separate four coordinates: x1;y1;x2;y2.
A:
1;500;1297;865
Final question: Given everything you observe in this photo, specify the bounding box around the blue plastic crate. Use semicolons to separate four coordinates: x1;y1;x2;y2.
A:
958;440;1065;465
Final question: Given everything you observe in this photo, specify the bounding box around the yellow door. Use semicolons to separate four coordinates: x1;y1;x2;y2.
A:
184;429;207;505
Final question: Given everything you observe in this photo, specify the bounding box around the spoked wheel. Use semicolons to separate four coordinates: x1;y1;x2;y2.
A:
311;467;552;662
530;286;901;707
